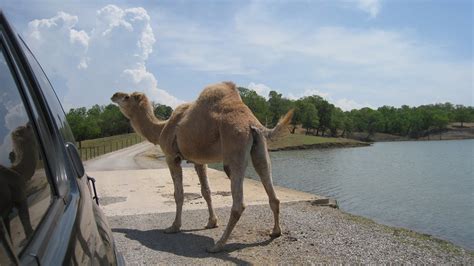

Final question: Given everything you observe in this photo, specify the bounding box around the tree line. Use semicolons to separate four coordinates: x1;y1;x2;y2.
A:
66;102;172;141
66;87;473;141
238;87;474;139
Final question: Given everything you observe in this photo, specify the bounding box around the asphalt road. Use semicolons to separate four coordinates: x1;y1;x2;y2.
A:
84;142;167;171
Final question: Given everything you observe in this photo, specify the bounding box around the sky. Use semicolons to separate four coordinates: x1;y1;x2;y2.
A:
1;0;472;111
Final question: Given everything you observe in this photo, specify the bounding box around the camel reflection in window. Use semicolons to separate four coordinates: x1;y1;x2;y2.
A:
0;48;53;255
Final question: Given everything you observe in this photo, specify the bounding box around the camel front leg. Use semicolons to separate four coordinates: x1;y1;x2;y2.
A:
194;164;218;229
165;156;183;233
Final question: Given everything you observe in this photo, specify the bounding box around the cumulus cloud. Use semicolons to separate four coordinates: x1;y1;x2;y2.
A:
334;98;373;111
25;5;183;109
287;89;330;101
247;82;272;99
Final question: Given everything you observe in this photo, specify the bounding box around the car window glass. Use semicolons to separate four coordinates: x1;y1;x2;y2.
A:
18;37;75;144
0;45;53;255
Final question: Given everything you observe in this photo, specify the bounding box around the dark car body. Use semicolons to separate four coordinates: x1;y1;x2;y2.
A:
0;11;123;265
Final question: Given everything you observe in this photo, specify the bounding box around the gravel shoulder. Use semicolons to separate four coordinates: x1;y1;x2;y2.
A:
109;201;473;264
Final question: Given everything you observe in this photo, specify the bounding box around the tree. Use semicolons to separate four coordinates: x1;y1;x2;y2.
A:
153;103;173;120
341;114;353;137
268;91;292;127
238;87;269;125
100;104;131;136
329;107;345;137
454;105;471;127
294;99;319;134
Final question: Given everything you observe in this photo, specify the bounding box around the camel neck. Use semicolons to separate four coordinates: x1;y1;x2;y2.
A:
130;109;165;145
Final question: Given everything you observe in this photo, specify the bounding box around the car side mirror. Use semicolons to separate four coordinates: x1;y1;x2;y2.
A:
66;142;85;178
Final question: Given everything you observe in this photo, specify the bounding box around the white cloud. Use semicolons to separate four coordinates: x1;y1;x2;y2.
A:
334;98;373;111
25;5;183;109
285;88;368;111
247;82;271;99
287;89;330;101
350;0;381;18
233;4;472;107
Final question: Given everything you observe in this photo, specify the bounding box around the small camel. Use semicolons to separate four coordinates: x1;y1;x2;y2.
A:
111;82;293;252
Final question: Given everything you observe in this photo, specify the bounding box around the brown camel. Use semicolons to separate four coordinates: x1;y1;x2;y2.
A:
0;123;37;240
111;82;293;252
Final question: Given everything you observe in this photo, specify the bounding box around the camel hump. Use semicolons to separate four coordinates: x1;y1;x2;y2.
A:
222;81;237;91
196;81;241;106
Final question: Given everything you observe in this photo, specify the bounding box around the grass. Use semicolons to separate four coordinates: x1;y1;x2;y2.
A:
268;133;363;150
78;133;145;160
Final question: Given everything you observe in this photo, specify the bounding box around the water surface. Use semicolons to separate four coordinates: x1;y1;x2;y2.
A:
215;139;474;250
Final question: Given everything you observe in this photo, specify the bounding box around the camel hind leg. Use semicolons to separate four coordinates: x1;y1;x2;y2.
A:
207;132;252;253
207;164;246;253
194;164;218;228
250;126;281;237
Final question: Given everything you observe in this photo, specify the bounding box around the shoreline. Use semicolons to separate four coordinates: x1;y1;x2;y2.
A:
269;141;370;151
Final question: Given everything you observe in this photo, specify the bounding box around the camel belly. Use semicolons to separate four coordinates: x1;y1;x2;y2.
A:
176;132;222;164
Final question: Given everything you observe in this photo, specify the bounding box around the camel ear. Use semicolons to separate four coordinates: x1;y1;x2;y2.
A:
132;93;144;102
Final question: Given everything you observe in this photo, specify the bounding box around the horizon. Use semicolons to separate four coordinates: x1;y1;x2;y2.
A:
2;0;472;111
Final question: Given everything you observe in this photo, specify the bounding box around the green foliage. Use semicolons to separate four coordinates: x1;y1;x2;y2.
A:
153;103;173;120
294;98;319;134
238;87;270;125
268;90;292;126
454;105;472;127
66;102;173;141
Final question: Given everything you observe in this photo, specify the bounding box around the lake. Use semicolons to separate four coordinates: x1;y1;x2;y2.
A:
213;139;474;250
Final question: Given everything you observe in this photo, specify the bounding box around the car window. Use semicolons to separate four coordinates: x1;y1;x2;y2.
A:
0;44;53;255
18;37;76;144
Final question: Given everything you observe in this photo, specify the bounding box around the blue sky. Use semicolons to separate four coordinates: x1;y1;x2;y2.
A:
1;0;472;110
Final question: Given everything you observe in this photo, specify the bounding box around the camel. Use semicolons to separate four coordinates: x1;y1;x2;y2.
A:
111;82;293;252
0;123;37;240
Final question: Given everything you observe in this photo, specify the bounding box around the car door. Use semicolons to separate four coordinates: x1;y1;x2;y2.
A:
0;11;119;265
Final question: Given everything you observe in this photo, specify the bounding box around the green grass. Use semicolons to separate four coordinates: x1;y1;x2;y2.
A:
268;133;361;150
78;133;145;160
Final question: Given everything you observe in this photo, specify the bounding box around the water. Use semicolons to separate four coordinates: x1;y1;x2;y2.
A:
213;139;474;250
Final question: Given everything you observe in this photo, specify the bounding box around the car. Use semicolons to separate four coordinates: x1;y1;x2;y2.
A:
0;10;124;265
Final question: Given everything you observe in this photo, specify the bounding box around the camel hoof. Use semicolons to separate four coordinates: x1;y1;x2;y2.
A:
205;219;218;229
164;225;180;234
206;243;224;253
270;230;281;238
205;223;218;229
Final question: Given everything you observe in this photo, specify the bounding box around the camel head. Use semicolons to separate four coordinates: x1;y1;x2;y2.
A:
111;92;150;119
11;123;34;146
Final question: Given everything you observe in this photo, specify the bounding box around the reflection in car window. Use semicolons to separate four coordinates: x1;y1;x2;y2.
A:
18;37;75;144
0;45;53;255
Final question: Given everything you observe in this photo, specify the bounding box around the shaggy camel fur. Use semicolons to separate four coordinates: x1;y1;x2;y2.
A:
111;82;293;252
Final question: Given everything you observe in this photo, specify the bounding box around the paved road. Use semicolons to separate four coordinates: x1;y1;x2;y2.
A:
84;142;164;171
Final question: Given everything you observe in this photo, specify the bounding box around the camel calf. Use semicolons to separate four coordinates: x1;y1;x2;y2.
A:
112;82;293;252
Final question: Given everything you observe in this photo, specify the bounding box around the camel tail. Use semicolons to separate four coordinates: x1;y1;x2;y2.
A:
263;109;294;140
